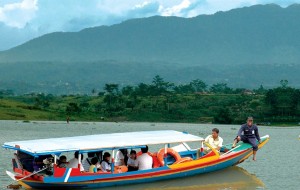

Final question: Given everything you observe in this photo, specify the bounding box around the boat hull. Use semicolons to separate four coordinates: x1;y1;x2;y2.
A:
11;135;270;189
18;149;252;189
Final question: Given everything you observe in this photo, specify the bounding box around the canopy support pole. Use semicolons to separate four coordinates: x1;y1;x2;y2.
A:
111;150;115;173
78;153;82;170
54;155;57;166
200;142;204;157
164;144;168;166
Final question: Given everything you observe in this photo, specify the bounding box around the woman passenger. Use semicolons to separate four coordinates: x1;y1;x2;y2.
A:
127;150;138;171
115;149;128;166
101;152;111;172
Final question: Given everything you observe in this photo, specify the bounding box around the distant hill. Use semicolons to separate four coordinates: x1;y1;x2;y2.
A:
1;4;300;94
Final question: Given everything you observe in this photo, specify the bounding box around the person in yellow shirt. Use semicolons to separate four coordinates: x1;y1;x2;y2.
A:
89;157;99;173
204;128;223;153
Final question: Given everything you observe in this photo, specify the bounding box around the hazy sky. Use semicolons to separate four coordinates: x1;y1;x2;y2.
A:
0;0;300;50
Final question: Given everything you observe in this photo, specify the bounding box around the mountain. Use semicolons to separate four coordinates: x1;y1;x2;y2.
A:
1;4;300;94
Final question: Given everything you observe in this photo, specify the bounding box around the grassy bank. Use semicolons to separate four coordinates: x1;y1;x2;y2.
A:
1;93;300;126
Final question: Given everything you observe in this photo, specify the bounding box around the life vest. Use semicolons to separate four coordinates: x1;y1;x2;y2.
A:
114;165;128;173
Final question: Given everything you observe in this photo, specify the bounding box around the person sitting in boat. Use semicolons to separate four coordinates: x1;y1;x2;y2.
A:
101;152;111;172
33;155;53;172
204;128;223;153
115;149;128;166
127;150;138;171
95;151;103;162
67;151;84;172
232;117;261;161
82;152;95;171
58;155;68;168
137;145;153;170
16;151;34;172
89;157;99;173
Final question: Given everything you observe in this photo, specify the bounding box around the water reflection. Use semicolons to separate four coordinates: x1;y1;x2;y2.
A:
99;166;264;190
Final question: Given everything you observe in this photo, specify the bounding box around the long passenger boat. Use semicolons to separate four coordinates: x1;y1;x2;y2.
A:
2;130;269;189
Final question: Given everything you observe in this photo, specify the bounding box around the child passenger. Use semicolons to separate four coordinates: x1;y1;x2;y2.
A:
89;157;99;173
58;155;68;168
127;150;138;171
101;152;111;172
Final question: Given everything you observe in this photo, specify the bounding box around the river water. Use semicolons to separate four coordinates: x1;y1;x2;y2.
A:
0;120;299;190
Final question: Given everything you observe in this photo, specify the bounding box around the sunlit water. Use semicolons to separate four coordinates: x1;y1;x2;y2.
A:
0;121;299;190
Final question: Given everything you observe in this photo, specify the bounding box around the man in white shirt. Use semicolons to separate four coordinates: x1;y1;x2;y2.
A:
67;151;84;172
204;128;223;153
137;145;152;170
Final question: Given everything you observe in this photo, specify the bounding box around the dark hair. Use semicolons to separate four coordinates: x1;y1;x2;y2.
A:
87;152;95;158
59;155;67;161
74;151;79;158
120;149;128;155
91;157;98;165
103;152;111;160
212;128;219;134
74;151;83;160
130;150;136;155
95;151;102;157
141;145;148;153
119;149;129;165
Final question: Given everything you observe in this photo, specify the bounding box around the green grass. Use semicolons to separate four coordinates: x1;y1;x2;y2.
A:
0;99;58;120
0;94;300;126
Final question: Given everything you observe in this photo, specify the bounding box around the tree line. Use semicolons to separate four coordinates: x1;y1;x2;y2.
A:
3;76;300;124
96;75;264;97
74;77;300;123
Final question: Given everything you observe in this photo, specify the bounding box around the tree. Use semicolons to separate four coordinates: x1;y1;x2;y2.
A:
103;84;120;107
214;107;233;124
79;102;90;112
190;79;207;92
280;79;288;88
122;85;134;96
34;93;52;109
91;88;97;96
234;88;246;94
135;83;150;96
210;83;232;94
173;84;194;94
66;102;81;114
254;85;267;95
265;86;299;116
265;89;276;107
98;92;105;96
104;84;119;95
151;75;173;96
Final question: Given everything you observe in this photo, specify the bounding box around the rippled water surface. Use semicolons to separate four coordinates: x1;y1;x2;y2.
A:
0;121;299;190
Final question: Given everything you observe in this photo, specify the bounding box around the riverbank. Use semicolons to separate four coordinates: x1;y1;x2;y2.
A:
1;94;300;126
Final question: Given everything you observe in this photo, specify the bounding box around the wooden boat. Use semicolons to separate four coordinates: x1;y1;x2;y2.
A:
2;130;269;189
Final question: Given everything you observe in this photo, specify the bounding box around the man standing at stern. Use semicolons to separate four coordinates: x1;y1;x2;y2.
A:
232;117;261;161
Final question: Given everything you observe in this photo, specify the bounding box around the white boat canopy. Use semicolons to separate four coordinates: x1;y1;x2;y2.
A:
2;130;204;156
